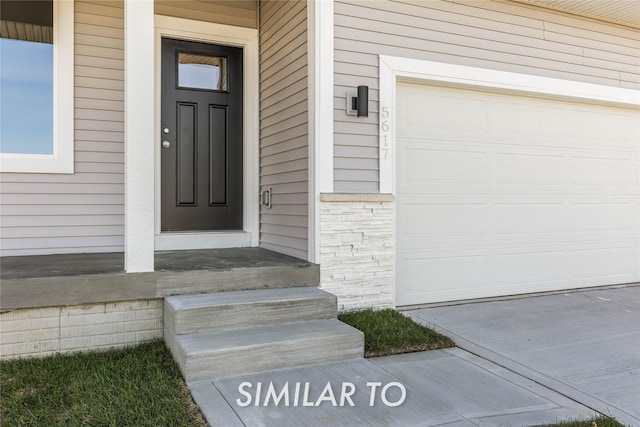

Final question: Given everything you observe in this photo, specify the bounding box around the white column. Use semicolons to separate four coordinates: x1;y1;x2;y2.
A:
308;0;334;263
124;0;155;272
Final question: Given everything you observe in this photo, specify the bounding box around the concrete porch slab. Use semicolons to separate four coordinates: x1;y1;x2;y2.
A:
1;247;311;280
0;248;319;310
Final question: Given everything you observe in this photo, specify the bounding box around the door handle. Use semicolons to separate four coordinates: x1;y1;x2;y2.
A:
162;140;171;149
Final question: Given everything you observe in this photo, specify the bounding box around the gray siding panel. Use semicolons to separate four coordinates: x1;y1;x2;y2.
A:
0;0;126;256
334;0;640;193
259;0;308;260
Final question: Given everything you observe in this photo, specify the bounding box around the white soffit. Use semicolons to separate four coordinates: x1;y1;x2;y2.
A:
511;0;640;29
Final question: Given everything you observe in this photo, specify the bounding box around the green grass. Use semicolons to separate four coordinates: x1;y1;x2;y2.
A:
545;415;623;427
0;340;206;427
338;308;455;357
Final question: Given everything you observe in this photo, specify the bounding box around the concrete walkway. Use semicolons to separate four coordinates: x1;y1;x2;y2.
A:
190;348;594;426
188;285;638;426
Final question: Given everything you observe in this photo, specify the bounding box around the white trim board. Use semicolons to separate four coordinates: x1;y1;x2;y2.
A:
307;0;334;263
153;16;260;251
0;0;74;174
378;56;640;194
155;231;251;251
125;0;155;272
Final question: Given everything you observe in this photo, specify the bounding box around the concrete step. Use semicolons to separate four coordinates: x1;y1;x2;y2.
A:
171;319;364;381
164;287;337;335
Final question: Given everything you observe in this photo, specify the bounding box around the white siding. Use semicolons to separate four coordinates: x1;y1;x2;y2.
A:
258;0;309;260
155;0;257;28
333;0;640;193
0;0;125;256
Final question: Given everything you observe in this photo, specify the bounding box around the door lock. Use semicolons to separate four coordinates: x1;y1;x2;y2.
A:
162;140;171;149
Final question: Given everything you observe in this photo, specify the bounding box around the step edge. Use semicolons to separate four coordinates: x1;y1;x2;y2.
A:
166;287;334;310
176;320;363;356
182;331;364;359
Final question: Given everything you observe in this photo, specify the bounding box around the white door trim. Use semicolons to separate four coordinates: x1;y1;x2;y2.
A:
153;16;260;251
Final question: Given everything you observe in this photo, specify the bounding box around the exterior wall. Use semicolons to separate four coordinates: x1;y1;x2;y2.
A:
0;299;162;359
333;0;640;193
0;1;258;257
155;0;258;28
319;194;394;310
258;0;309;260
1;0;126;256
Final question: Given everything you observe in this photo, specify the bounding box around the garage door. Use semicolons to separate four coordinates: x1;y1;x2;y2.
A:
396;82;640;306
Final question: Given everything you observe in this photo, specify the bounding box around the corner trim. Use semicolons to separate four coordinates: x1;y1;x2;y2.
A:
308;0;334;263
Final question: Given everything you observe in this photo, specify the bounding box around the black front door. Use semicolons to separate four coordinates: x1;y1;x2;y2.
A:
161;38;243;231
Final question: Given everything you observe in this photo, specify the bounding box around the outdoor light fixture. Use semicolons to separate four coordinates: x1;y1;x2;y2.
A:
346;85;369;117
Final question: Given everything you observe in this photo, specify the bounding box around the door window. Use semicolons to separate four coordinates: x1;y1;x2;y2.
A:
178;53;227;91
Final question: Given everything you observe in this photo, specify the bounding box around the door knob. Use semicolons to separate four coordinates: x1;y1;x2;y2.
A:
162;140;171;149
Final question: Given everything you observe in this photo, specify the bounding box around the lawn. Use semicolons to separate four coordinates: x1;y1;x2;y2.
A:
546;416;623;427
0;340;206;427
338;308;455;357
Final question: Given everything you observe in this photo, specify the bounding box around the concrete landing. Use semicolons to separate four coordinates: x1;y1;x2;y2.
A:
408;285;640;427
189;348;595;426
1;248;319;310
1;247;311;280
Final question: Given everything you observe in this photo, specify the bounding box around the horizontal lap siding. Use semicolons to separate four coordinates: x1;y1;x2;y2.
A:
333;0;640;193
259;0;308;260
154;0;257;28
0;0;125;256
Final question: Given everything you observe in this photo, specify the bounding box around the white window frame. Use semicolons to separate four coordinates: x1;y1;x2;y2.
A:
0;0;74;174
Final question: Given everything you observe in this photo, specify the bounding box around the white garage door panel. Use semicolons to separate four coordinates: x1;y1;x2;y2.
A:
396;82;640;306
496;153;565;185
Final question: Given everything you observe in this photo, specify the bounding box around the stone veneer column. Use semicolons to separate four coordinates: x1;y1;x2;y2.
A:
319;194;394;310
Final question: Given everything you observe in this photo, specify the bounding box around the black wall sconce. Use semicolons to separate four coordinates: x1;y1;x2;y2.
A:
346;85;369;117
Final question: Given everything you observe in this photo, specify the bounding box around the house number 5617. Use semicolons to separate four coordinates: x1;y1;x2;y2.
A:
381;106;390;160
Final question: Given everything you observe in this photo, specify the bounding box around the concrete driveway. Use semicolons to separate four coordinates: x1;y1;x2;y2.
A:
408;285;640;426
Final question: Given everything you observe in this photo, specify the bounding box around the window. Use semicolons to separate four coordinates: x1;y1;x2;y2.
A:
178;53;227;91
0;0;74;173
